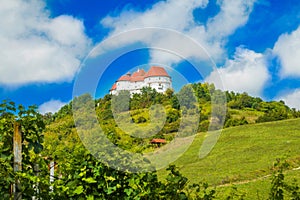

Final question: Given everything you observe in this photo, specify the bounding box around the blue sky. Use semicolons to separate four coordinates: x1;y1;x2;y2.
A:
1;0;300;113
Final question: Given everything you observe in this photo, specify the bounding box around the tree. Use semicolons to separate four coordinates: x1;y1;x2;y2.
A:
177;84;197;110
111;90;131;113
0;100;46;198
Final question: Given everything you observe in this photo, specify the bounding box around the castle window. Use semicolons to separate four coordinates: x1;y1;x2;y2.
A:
158;83;163;90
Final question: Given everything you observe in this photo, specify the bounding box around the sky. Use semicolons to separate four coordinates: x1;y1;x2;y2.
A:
1;0;300;113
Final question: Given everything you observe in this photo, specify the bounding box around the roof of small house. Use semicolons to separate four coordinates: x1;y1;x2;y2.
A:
150;138;167;144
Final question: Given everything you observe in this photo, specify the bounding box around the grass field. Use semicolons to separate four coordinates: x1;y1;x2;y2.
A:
157;118;300;198
215;169;300;199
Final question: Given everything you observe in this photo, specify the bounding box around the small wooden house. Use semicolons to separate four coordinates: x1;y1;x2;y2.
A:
150;138;166;147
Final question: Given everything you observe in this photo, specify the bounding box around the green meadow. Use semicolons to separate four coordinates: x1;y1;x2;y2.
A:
158;118;300;198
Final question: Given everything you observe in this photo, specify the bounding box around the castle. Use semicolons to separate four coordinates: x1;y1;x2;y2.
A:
110;66;172;95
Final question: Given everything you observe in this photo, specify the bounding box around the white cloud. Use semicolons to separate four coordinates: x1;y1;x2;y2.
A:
277;89;300;110
97;0;256;65
0;0;91;86
101;0;208;32
39;99;67;114
207;0;256;38
273;25;300;77
205;47;269;97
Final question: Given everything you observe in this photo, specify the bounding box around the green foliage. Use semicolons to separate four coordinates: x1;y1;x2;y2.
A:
159;165;216;199
256;101;290;123
192;82;211;102
52;101;72;120
160;165;189;199
222;185;245;200
50;147;162;199
269;159;300;200
0;100;47;198
177;84;197;110
112;90;130;112
130;87;160;109
225;115;248;128
226;92;262;110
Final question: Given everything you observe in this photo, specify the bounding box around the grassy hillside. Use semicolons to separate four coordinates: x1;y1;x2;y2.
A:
44;87;300;198
215;169;300;199
158;118;300;198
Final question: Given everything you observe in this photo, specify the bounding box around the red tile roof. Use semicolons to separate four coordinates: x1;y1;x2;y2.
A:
150;138;167;144
145;66;170;78
131;69;145;82
132;69;146;77
115;66;170;83
110;83;117;91
131;76;144;82
118;75;131;81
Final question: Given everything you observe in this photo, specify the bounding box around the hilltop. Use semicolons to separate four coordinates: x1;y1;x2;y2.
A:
47;82;300;154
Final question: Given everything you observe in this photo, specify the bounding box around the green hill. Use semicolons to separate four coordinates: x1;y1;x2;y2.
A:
51;92;300;198
158;118;300;198
41;83;300;198
2;83;300;198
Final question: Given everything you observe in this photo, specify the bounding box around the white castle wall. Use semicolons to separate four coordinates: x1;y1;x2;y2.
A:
144;76;171;93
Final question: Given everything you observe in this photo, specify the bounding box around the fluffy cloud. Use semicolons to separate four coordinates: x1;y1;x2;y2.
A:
0;0;91;86
207;0;256;38
97;0;256;65
277;89;300;110
205;48;269;97
273;25;300;77
38;99;67;114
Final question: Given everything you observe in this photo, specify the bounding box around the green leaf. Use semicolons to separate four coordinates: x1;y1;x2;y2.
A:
82;177;97;184
74;185;84;195
105;176;116;181
87;195;94;200
79;171;85;177
107;186;117;194
33;142;43;154
124;188;133;196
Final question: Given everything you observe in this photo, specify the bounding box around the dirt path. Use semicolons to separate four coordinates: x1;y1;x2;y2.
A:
217;166;300;188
